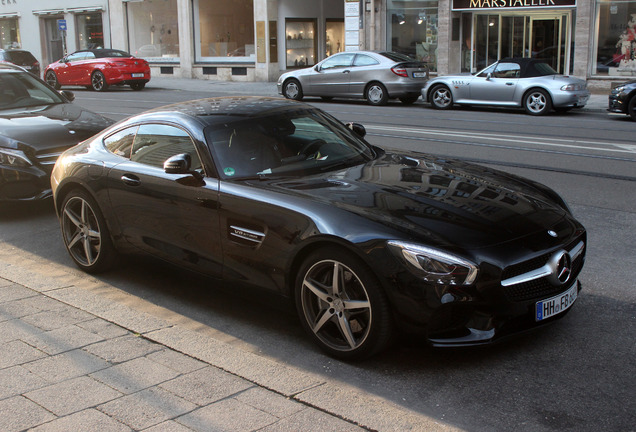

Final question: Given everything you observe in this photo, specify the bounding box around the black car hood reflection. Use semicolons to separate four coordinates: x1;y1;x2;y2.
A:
266;152;567;249
0;103;113;152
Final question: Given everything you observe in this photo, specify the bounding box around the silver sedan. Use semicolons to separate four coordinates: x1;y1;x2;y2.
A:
277;51;429;106
421;58;590;115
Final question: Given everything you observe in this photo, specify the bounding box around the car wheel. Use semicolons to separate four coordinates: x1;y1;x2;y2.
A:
365;82;389;106
130;82;145;91
430;85;453;109
283;79;304;101
524;89;552;115
554;107;573;113
295;247;393;359
91;71;109;92
628;96;636;121
60;190;116;273
45;71;60;89
399;95;419;105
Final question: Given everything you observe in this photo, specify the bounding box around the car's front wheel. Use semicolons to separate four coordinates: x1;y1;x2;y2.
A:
628;96;636;121
91;71;109;92
295;247;393;359
365;82;389;106
60;190;116;273
524;89;552;115
430;85;453;109
283;79;304;101
45;71;60;89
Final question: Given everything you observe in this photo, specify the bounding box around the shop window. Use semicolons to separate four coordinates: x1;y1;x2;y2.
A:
594;0;636;76
387;1;439;71
194;0;254;61
286;19;317;68
76;13;104;50
126;0;179;61
0;17;20;49
326;19;344;57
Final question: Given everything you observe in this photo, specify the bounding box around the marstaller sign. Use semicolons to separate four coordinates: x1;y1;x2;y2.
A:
452;0;576;10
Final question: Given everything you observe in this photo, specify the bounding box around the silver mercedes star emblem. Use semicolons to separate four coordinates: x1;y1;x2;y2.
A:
547;250;572;286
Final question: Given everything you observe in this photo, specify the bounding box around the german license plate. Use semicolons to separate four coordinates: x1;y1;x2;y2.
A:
535;283;578;321
131;73;144;78
413;72;426;78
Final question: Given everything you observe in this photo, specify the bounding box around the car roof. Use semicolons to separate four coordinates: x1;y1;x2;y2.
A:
499;57;557;77
0;62;27;72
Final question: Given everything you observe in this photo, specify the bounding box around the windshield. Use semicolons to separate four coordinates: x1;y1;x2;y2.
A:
205;108;375;179
0;71;65;110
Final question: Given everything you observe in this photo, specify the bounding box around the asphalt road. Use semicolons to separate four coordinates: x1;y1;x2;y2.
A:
1;83;634;431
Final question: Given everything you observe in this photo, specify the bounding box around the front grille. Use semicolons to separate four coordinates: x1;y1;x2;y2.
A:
34;147;67;172
502;234;585;302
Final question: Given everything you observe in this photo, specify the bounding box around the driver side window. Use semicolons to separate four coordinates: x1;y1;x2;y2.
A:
493;63;520;78
320;53;355;70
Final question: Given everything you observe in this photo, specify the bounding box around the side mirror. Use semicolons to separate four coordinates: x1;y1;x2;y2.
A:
486;72;492;80
346;122;367;138
164;153;202;180
314;65;321;72
60;90;75;102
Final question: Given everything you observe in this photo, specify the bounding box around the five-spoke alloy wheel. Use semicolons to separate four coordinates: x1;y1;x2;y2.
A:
91;71;109;92
430;85;453;110
45;71;60;89
295;248;392;359
524;89;552;115
61;190;115;273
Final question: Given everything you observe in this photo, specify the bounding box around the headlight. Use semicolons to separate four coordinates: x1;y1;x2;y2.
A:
560;83;583;91
388;241;478;285
0;148;32;167
611;85;625;95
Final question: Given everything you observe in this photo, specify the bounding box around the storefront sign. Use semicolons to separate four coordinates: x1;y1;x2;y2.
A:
452;0;575;10
344;0;360;52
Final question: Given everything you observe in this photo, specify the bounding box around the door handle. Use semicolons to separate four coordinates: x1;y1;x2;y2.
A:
505;82;515;86
343;69;350;74
121;174;141;186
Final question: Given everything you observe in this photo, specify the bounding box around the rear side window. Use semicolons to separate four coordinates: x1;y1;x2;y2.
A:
353;55;379;67
131;124;202;171
104;126;138;158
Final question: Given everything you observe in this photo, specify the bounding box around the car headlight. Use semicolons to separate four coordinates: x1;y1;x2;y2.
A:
388;241;478;285
611;85;625;95
560;83;583;91
0;148;32;167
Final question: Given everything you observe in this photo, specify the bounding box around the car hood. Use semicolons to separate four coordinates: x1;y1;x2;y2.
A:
266;152;570;249
0;103;113;152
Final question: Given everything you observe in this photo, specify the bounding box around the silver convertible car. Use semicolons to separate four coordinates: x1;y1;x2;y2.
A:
422;58;590;115
278;51;429;106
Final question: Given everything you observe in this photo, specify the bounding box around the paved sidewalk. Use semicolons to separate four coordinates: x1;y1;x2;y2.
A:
0;247;454;432
146;76;609;113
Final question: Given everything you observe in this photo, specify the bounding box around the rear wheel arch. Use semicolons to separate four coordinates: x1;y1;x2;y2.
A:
523;87;553;115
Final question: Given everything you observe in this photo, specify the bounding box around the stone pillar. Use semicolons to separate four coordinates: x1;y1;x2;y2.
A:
108;0;127;50
437;0;451;75
177;0;194;78
252;0;279;82
573;0;592;80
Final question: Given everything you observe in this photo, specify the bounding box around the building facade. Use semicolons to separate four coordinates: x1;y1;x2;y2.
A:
1;0;634;90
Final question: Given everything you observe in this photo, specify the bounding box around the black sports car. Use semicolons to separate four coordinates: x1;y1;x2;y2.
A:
0;63;113;201
51;97;586;359
608;80;636;121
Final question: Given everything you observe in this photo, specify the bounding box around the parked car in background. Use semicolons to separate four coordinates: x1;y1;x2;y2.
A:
422;58;590;115
0;49;40;77
608;80;636;121
278;51;429;106
44;49;151;92
0;63;113;201
52;96;585;359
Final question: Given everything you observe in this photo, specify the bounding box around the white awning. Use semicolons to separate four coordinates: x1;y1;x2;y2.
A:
33;9;64;16
0;13;20;18
67;6;104;14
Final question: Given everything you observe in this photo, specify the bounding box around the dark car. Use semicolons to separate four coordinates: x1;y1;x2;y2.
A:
44;49;150;92
0;63;113;201
0;48;40;77
51;97;586;359
608;80;636;121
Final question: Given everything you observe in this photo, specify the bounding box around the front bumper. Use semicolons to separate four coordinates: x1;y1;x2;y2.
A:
608;94;627;114
0;164;52;201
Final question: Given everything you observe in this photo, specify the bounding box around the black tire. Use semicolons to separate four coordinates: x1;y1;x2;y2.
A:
60;190;116;273
365;82;389;106
628;96;636;121
283;79;304;101
45;71;60;89
399;95;419;105
295;247;393;360
429;85;453;110
554;107;573;113
524;88;552;115
91;71;109;92
130;82;146;91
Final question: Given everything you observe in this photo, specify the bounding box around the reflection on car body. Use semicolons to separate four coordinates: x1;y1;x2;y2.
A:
52;96;586;359
422;58;590;115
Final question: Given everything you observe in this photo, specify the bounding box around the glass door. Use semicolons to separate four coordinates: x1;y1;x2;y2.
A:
529;16;567;73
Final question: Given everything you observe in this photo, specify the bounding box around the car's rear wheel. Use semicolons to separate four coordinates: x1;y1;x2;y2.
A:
295;247;393;359
365;82;389;106
130;82;145;91
399;95;419;105
628;96;636;121
524;89;552;115
60;190;116;273
91;71;109;92
430;85;453;109
45;71;60;89
283;79;304;101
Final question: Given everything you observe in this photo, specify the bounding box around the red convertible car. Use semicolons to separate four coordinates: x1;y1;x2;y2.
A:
45;49;150;92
